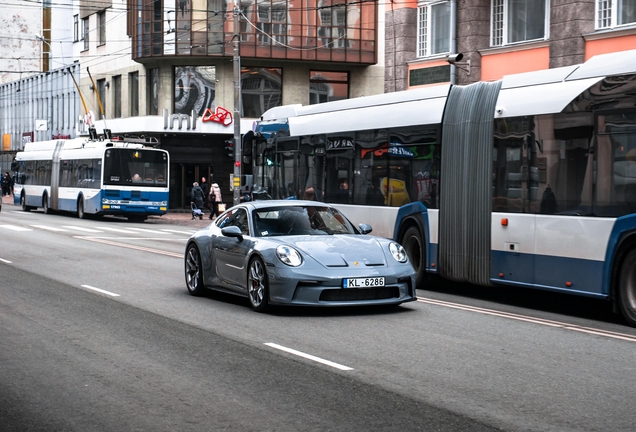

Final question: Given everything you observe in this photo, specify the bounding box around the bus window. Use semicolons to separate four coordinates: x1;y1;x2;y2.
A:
596;111;636;216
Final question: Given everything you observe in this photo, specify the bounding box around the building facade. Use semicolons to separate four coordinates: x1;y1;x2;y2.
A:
386;0;636;90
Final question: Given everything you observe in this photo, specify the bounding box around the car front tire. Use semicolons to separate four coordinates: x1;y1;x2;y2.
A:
185;244;205;296
247;257;269;312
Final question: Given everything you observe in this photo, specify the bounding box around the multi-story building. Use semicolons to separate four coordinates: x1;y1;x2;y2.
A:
77;0;386;209
386;0;636;89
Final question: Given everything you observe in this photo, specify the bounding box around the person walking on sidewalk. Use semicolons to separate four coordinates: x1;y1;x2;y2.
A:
200;177;213;215
209;182;223;219
190;182;205;218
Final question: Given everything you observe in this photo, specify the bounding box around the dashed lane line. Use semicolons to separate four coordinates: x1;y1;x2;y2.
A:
264;343;354;371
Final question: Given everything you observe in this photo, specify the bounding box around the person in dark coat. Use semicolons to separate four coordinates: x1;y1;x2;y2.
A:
191;181;205;213
200;177;213;214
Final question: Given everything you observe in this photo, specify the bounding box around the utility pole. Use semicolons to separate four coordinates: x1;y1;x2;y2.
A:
232;2;242;205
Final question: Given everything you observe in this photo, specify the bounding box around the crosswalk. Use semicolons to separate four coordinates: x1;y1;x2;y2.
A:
0;223;196;236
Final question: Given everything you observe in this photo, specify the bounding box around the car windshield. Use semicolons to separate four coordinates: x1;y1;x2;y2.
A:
253;206;357;237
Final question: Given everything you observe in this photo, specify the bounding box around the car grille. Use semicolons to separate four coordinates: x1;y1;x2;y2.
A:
319;286;400;302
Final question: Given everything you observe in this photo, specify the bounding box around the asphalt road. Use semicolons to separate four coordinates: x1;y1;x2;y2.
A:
1;205;636;431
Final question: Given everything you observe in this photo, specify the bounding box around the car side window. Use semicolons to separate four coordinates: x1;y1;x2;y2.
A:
218;208;250;236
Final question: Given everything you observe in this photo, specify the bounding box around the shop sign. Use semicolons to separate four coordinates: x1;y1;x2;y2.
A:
163;109;198;131
202;106;233;126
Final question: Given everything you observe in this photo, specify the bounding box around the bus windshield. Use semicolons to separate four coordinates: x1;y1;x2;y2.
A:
103;148;168;187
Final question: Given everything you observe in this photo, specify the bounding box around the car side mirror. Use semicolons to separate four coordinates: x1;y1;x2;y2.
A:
358;223;372;234
221;225;244;241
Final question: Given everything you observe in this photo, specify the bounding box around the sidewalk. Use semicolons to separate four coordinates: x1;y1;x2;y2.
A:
1;194;213;229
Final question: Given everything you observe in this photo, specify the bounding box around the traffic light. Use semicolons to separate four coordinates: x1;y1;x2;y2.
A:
224;140;234;158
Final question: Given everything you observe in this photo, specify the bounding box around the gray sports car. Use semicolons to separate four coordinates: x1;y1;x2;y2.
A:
184;200;417;311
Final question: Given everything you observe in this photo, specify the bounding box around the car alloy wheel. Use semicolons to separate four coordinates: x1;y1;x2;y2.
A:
247;257;269;312
185;244;205;296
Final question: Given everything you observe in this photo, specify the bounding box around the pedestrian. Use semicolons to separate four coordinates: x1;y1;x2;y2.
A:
200;176;213;214
209;182;223;219
190;181;205;217
2;172;11;196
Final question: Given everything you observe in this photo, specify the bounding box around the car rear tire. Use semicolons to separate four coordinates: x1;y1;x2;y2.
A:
618;249;636;327
247;257;269;312
185;244;205;296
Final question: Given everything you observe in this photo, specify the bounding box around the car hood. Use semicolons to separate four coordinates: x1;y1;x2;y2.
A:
288;235;387;267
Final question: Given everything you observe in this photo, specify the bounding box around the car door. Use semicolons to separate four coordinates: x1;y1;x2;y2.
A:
214;208;254;290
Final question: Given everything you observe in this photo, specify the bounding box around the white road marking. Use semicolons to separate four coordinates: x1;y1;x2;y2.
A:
264;343;354;371
0;224;32;231
81;285;120;297
126;227;172;234
62;225;103;233
96;226;140;233
161;229;196;235
30;225;68;232
417;297;636;343
0;258;12;264
76;236;183;258
10;211;36;215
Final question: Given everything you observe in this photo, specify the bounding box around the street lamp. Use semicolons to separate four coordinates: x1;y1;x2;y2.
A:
35;34;52;71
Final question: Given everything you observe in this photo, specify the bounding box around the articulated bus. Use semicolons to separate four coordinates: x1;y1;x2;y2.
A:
247;49;636;326
12;135;169;222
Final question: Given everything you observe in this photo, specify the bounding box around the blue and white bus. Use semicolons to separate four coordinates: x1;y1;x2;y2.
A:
247;49;636;326
12;135;169;222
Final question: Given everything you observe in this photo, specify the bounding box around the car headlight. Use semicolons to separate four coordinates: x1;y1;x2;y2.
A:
276;245;303;266
389;242;408;263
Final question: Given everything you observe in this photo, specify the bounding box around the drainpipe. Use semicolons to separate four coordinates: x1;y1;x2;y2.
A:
450;0;457;85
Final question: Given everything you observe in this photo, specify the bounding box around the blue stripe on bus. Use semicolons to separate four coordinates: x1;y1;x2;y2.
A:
491;250;606;297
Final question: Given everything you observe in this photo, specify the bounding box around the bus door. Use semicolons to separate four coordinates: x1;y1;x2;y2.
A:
299;135;326;201
326;133;354;204
275;137;300;199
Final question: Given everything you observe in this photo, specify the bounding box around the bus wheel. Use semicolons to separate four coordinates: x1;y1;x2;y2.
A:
618;249;636;327
128;215;147;223
42;194;50;214
77;197;85;219
402;226;427;288
20;194;30;212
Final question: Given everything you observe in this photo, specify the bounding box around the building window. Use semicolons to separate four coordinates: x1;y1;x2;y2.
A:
241;67;282;118
257;0;288;45
148;68;159;116
417;1;451;58
310;71;349;105
113;75;122;118
74;15;79;42
597;0;636;29
318;0;347;48
491;0;548;46
97;11;106;46
82;18;89;51
174;66;216;116
129;71;139;116
97;79;107;119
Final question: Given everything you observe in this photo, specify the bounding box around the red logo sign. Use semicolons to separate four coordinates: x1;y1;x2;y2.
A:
202;106;233;126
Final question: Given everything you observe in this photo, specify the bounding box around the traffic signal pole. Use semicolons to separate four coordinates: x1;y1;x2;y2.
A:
232;3;242;206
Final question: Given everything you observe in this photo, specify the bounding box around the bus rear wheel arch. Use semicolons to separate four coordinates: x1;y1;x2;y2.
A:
618;248;636;327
